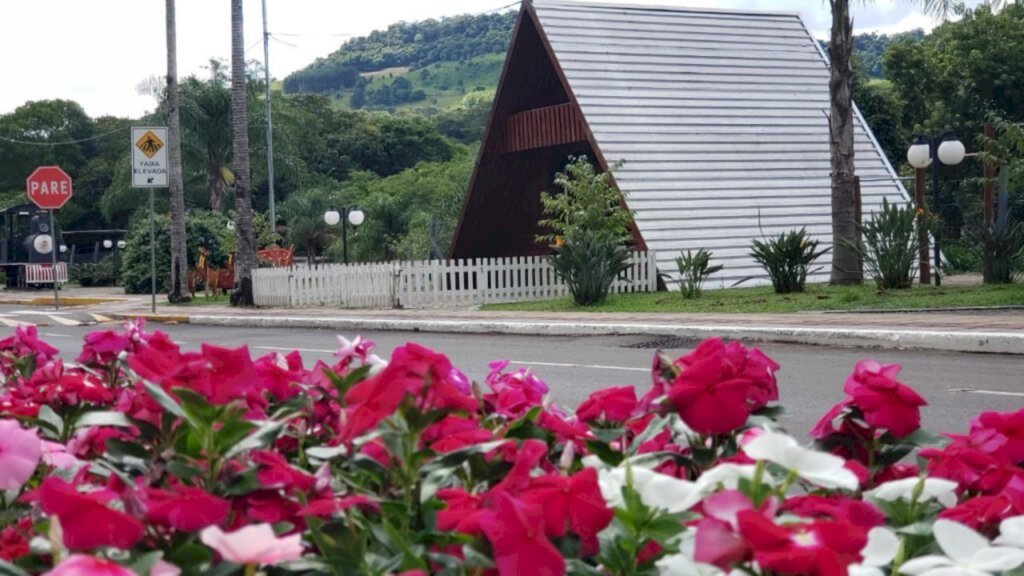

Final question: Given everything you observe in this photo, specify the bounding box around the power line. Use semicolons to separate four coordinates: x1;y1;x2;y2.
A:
0;125;126;147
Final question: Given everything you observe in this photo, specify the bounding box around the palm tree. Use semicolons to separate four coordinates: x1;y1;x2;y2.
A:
230;0;257;306
180;68;232;212
826;0;987;285
165;0;190;303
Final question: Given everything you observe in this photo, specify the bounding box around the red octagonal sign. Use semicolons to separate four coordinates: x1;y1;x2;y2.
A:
26;166;73;210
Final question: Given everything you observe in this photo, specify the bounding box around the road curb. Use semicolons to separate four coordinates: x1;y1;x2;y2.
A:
179;314;1024;355
0;297;122;307
114;313;191;324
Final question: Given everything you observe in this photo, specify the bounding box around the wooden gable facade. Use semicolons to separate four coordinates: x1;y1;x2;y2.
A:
450;0;908;287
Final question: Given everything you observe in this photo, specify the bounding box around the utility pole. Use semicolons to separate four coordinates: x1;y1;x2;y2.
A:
262;0;277;233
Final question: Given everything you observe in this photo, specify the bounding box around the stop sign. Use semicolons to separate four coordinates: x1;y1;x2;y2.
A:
26;166;73;210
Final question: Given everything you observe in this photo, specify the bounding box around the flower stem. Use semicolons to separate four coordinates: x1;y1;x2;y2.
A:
244;563;256;576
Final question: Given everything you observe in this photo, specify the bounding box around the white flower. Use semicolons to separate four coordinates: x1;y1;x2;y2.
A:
866;477;959;508
656;552;725;576
598;466;698;514
849;527;901;576
899;519;1024;576
996;516;1024;548
743;430;859;491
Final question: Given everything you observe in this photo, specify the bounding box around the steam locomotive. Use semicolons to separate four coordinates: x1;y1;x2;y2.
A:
0;203;66;287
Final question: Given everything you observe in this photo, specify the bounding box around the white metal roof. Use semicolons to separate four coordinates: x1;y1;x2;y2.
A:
531;0;909;287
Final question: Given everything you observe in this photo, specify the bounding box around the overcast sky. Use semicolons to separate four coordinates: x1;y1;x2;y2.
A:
0;0;981;119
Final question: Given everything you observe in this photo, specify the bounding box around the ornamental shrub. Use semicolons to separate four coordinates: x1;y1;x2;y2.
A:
676;248;723;299
549;229;631;306
749;228;829;294
2;325;1024;575
847;198;920;290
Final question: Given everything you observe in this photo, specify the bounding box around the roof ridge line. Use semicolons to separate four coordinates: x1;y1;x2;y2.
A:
531;0;802;19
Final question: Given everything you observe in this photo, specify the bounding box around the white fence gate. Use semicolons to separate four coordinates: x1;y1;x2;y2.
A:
252;252;658;309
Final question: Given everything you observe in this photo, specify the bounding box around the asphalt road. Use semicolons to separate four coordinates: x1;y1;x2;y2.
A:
7;319;1024;439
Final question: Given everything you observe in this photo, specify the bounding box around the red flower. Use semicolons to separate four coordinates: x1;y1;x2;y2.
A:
252;450;317;493
939;494;1023;537
843;360;926;438
142;485;230;532
780;495;885;530
738;510;866;576
576;386;637;423
39;478;144;550
921;438;1016;494
0;325;59;362
422;415;493;453
969;409;1024;464
667;345;751;436
76;329;132;366
437;488;487;536
519;468;613;555
0;518;32;561
479;492;565;576
201;344;260;405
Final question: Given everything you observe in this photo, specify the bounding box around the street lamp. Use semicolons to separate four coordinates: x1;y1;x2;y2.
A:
324;206;365;264
906;132;965;286
103;239;113;249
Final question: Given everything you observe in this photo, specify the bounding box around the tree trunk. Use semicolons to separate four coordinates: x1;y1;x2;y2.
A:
208;167;224;212
166;0;191;303
828;0;863;285
230;0;256;306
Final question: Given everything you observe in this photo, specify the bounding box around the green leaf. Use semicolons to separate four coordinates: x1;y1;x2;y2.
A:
586;440;624;467
897;522;934;536
567;559;605;576
142;380;186;420
104;438;151;470
421;440;508;473
76;410;133;429
166;460;204;482
629;414;668;455
306;445;349;460
0;560;29;576
129;551;164;576
34;404;63;437
174;388;221;429
214;419;257;454
224;420;286;460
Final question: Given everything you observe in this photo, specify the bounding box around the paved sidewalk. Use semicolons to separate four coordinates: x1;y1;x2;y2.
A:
104;301;1024;355
4;286;1022;354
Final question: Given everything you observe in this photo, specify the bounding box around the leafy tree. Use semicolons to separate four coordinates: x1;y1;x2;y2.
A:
536;157;632;246
180;71;233;212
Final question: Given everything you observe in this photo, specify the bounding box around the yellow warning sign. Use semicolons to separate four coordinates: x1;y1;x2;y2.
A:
135;130;164;159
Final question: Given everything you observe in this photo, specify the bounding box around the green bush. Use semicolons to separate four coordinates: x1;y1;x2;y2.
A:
942;241;979;274
120;210;239;295
969;217;1024;284
550;231;631;306
848;199;919;290
750;228;828;294
676;249;722;299
70;255;119;287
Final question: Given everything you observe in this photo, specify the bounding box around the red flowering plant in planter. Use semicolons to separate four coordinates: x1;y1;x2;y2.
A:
2;325;1024;576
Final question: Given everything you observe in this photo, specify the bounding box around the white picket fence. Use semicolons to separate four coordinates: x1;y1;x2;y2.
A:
252;251;658;309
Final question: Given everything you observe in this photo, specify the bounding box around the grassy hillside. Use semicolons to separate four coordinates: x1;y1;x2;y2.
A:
335;53;503;112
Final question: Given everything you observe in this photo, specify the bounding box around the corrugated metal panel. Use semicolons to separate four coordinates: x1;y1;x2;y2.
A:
532;0;909;287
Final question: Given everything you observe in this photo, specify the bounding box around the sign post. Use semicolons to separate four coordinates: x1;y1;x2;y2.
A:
26;166;73;311
132;127;169;313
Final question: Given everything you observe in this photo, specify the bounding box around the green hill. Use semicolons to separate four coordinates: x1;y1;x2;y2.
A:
284;11;515;97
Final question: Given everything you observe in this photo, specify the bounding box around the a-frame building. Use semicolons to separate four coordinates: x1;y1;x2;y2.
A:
450;0;908;287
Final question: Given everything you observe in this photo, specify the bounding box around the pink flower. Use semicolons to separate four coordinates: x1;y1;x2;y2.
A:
200;523;303;566
142;485;231;533
695;490;777;569
76;329;131;366
44;554;135;576
576;386;637;423
843;360;926;438
0;419;41;490
0;325;59;362
519;468;614;555
738;510;867;576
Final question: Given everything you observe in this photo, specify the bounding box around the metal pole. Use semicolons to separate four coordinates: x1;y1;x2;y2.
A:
931;138;942;287
342;210;349;264
150;189;157;313
262;0;276;232
49;209;59;311
915;167;931;285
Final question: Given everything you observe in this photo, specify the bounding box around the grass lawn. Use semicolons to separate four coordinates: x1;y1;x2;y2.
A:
483;282;1024;314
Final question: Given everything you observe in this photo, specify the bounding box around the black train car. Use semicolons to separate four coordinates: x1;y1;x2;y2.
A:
0;203;65;287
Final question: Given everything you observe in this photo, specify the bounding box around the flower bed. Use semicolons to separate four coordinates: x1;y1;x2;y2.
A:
1;323;1023;576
